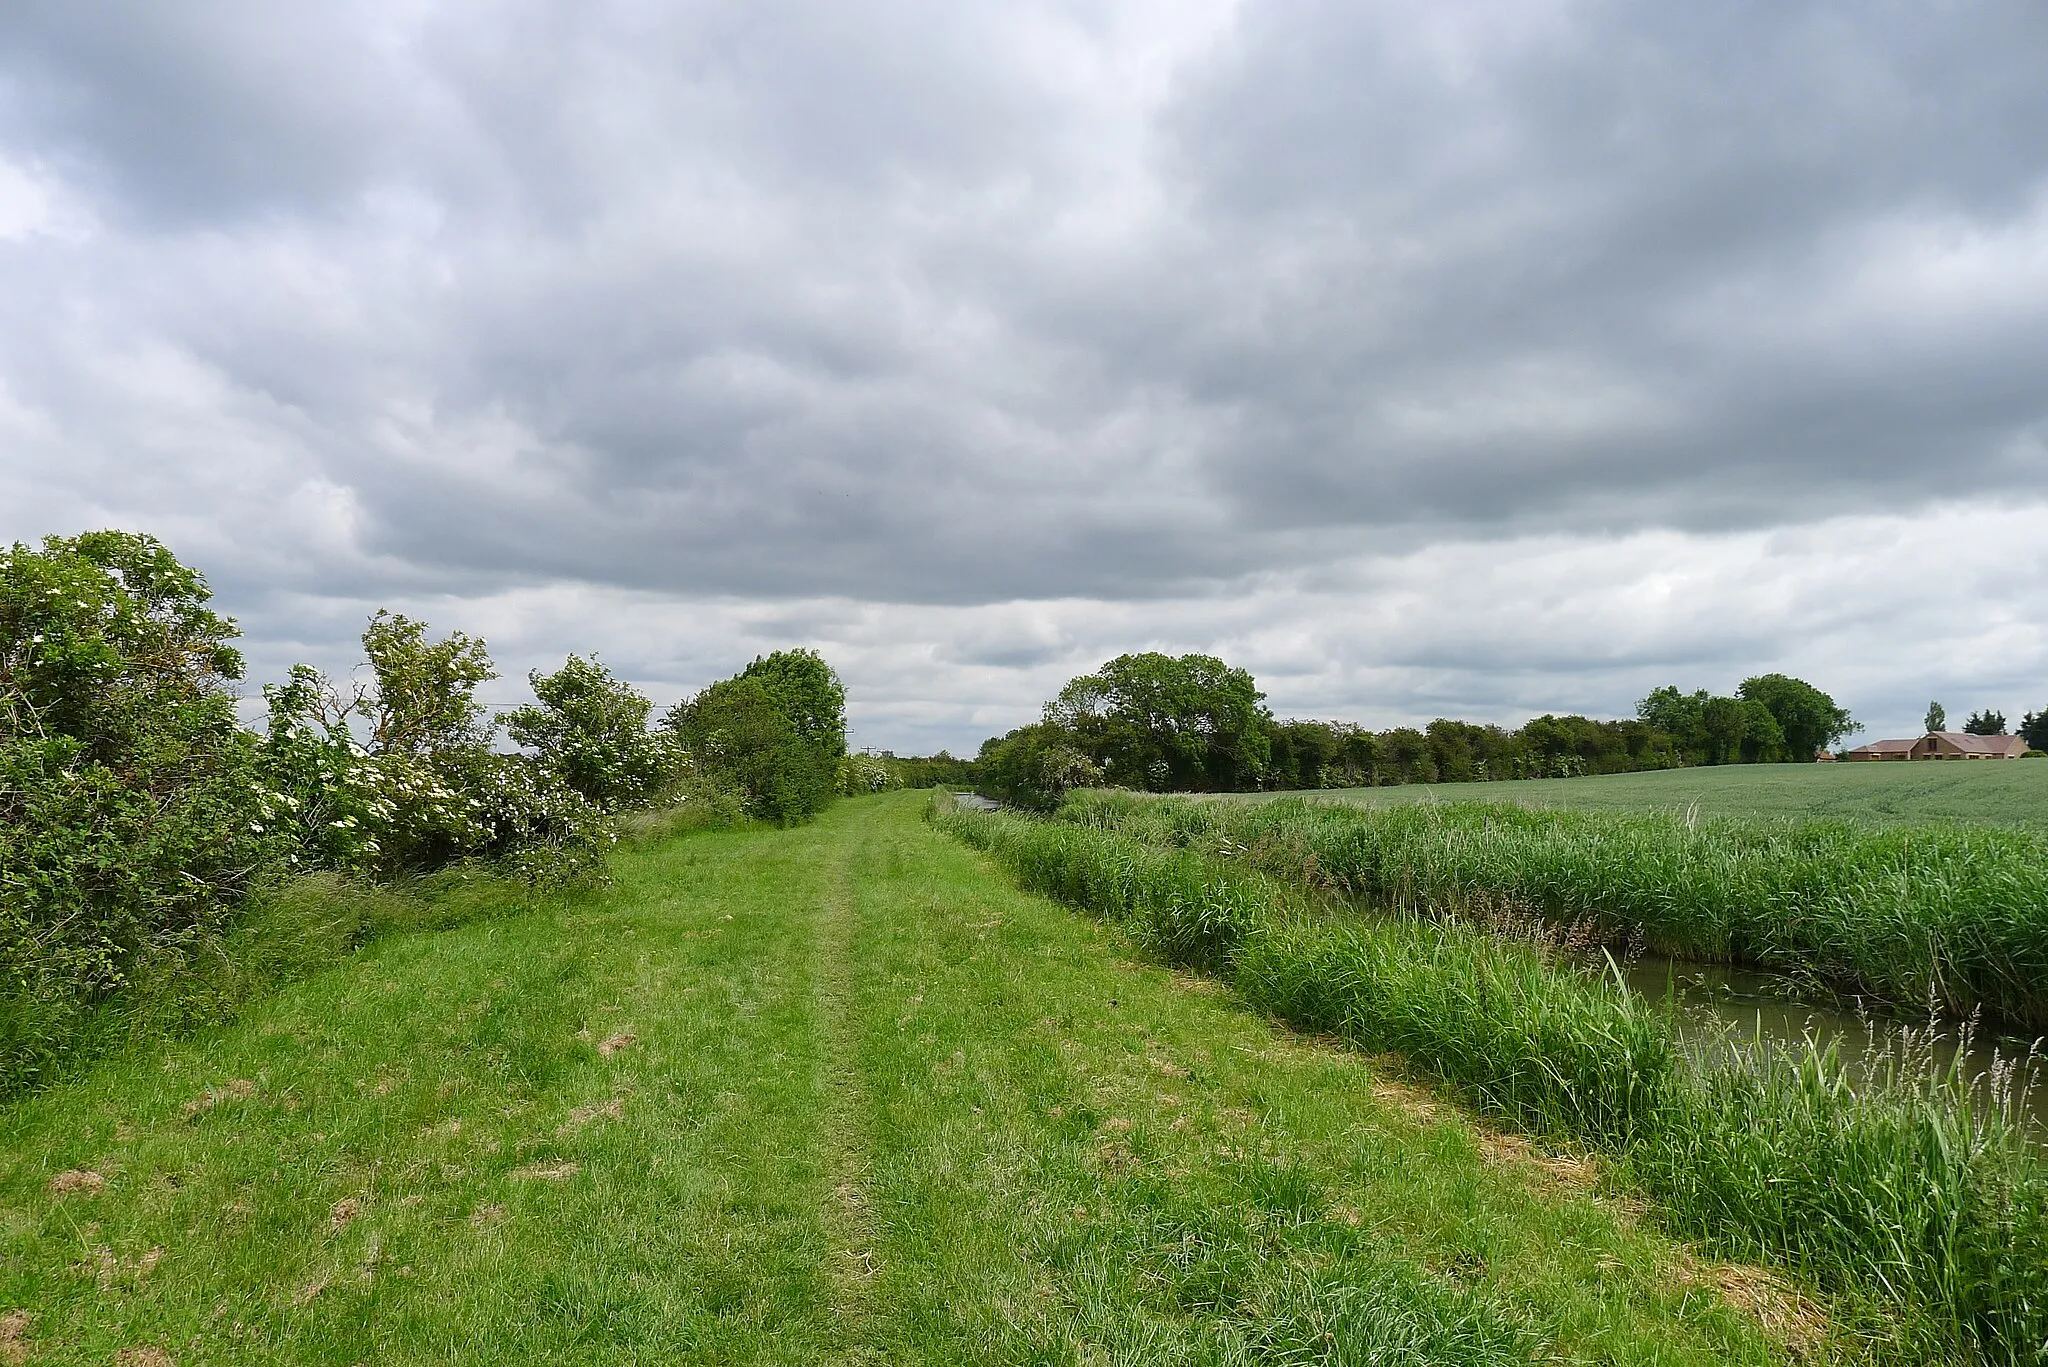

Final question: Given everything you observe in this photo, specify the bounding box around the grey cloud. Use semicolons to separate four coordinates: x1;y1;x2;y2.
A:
3;0;2047;751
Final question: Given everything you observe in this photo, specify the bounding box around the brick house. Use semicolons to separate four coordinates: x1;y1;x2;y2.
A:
1844;731;2029;761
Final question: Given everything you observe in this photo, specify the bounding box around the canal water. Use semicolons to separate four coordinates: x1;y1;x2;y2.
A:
1623;954;2048;1142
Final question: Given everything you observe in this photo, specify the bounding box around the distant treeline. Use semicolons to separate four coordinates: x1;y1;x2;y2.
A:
875;751;979;789
973;652;1860;810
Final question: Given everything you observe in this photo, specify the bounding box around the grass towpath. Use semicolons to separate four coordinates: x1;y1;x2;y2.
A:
4;794;1808;1364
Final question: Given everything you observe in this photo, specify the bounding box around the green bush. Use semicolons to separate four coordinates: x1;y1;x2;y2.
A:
975;721;1100;811
661;650;849;825
738;648;848;761
666;675;836;823
502;655;684;810
2;533;280;1086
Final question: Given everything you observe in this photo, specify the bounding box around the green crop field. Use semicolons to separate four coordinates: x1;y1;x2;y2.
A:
4;794;1806;1365
1227;757;2048;827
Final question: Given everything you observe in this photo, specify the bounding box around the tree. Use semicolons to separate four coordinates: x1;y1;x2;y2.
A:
665;676;834;823
976;722;1100;811
2021;710;2048;753
1963;709;2007;736
501;655;678;810
739;649;847;760
1925;701;1946;733
1737;674;1858;761
1049;653;1271;791
1636;687;1711;764
1699;695;1752;765
1735;698;1786;763
358;611;497;757
1376;727;1436;784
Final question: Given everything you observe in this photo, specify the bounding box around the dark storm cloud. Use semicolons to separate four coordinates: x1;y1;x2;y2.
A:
2;0;2046;750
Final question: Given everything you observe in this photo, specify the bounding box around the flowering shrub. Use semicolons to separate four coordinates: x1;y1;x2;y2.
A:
501;655;683;810
1;533;278;1082
974;722;1100;811
836;751;900;795
260;617;612;885
2;533;768;1093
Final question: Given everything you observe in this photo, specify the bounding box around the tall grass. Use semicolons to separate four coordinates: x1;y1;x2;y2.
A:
1058;790;2048;1031
0;867;541;1098
934;798;2048;1365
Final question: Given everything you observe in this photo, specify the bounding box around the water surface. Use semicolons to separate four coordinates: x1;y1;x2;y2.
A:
1624;954;2048;1143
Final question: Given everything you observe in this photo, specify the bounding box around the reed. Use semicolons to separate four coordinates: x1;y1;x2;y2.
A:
1056;790;2048;1031
933;797;2048;1365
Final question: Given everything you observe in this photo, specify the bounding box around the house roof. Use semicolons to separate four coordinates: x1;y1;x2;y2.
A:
1929;731;2029;755
1847;738;1917;754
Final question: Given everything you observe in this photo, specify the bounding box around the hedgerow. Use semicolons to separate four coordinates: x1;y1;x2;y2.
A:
4;529;840;1093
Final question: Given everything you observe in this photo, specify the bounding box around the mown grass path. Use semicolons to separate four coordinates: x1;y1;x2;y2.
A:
3;795;1804;1364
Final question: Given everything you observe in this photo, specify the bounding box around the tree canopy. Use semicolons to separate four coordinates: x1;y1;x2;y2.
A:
739;649;848;760
667;668;840;824
1736;674;1858;760
1049;652;1271;791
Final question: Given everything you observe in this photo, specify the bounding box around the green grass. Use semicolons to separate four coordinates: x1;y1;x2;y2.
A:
0;795;1800;1364
1063;790;2048;1029
1;868;551;1099
1228;758;2048;828
935;799;2048;1366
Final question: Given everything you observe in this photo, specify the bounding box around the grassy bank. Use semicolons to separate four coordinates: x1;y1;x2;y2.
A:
0;868;553;1101
1232;757;2048;828
2;794;1798;1364
1;800;742;1101
1060;790;2048;1030
933;799;2048;1365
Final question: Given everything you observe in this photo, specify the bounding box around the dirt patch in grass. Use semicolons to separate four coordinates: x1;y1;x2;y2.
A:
1368;1075;1443;1123
330;1197;361;1232
1678;1252;1830;1357
559;1098;623;1134
510;1161;580;1182
1472;1129;1599;1190
1;1311;32;1365
48;1168;104;1196
596;1031;638;1056
114;1348;175;1367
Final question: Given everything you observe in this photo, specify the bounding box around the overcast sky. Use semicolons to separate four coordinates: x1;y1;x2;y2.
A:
4;1;2046;753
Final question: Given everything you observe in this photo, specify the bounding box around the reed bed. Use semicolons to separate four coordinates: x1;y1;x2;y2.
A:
1056;790;2048;1031
933;797;2048;1366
